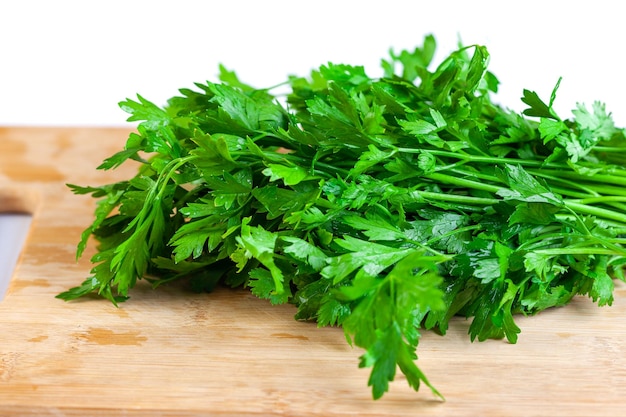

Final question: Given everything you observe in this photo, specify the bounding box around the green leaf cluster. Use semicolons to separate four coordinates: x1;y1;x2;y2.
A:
59;35;626;400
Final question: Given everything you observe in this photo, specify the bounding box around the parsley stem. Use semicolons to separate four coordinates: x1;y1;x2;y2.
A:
562;201;626;225
592;146;626;153
534;247;623;256
517;231;626;253
445;168;501;184
156;156;199;201
526;171;601;197
424;173;502;193
412;190;498;206
422;170;626;224
550;187;599;199
570;196;626;204
277;154;352;177
554;214;626;230
398;149;567;168
531;169;626;187
516;233;573;251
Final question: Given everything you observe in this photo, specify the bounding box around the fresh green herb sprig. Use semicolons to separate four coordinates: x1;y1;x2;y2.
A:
58;34;626;400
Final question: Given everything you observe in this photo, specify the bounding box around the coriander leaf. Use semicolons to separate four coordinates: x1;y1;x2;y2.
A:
208;82;286;132
538;118;567;144
316;294;352;327
523;251;567;283
521;78;561;120
321;236;413;284
340;251;445;399
508;202;561;225
343;213;406;241
282;236;328;272
497;164;562;205
349;144;396;177
554;133;590;163
119;94;171;129
190;132;242;175
169;215;227;263
588;256;615;306
252;185;320;220
521;89;556;119
218;64;256;92
68;184;125;259
248;268;291;305
233;217;285;294
319;62;370;89
97;132;145;170
572;101;617;140
360;324;401;399
262;163;310;186
398;118;445;148
383;33;436;81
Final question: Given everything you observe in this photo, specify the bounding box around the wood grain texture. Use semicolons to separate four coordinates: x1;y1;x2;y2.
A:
0;127;625;417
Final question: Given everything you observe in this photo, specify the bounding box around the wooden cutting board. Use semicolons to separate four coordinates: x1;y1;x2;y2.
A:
1;127;625;417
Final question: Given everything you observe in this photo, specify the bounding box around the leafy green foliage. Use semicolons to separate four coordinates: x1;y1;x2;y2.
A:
58;35;626;400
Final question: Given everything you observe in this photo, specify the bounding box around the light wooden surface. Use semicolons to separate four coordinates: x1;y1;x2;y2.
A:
1;127;625;417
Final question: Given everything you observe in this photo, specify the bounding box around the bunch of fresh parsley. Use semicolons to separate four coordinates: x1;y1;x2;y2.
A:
58;35;626;400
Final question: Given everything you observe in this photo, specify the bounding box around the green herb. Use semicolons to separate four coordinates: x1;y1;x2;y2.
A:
58;35;626;400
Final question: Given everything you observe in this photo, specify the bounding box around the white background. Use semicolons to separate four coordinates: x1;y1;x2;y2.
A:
1;0;625;127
